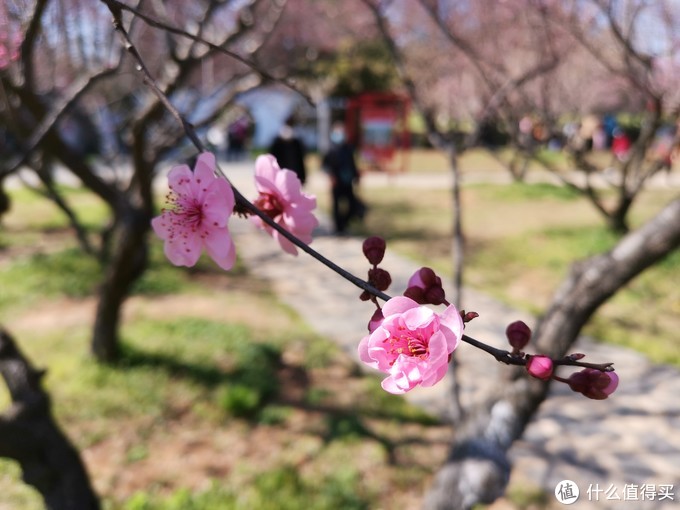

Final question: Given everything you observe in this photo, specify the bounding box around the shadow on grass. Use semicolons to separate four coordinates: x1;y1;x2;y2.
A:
117;343;228;387
115;341;446;465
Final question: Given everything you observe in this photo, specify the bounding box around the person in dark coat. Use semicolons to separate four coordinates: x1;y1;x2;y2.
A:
269;121;307;184
322;123;364;234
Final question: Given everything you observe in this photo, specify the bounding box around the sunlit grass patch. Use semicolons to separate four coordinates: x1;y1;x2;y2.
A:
4;185;110;232
118;466;371;510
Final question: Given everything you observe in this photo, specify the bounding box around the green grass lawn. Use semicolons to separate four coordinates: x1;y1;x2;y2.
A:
0;186;448;509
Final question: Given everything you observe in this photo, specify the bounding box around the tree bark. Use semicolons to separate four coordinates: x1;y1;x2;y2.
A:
0;175;10;220
0;328;100;510
91;206;150;362
425;197;680;509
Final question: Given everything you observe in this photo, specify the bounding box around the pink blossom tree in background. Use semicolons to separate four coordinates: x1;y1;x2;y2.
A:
356;1;680;507
0;1;679;509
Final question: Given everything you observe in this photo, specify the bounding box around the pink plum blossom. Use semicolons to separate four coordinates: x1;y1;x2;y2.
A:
251;154;318;255
152;152;236;270
567;369;619;400
358;296;464;394
526;355;553;380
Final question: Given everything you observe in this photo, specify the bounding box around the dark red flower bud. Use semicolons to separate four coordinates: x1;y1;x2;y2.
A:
506;320;532;351
359;290;371;301
417;267;439;287
462;311;479;323
403;286;426;304
406;267;446;305
362;237;386;266
567;369;619;400
368;308;384;332
368;267;392;291
567;353;586;361
425;286;446;305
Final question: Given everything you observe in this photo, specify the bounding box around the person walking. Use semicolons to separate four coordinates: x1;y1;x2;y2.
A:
322;123;364;234
269;119;307;184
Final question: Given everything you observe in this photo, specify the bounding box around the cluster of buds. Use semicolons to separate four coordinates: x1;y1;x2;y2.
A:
360;237;392;304
505;320;619;400
357;236;618;399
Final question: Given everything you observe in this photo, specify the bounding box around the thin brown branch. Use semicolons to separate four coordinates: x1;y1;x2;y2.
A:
103;0;312;104
1;66;120;179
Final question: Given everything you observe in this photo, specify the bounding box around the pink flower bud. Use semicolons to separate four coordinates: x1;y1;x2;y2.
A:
362;237;386;266
526;355;553;380
506;321;532;351
567;369;619;400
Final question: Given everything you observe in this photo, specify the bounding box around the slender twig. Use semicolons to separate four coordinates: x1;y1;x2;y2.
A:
103;0;312;104
1;67;120;179
460;334;614;371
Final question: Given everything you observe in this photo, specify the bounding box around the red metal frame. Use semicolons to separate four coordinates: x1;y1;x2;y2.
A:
345;92;410;172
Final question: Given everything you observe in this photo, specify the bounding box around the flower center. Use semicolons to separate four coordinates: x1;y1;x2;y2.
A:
163;192;209;241
254;192;284;220
384;328;430;362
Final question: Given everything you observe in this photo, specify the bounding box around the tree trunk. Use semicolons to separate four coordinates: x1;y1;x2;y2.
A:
425;197;680;509
449;147;464;308
91;207;150;362
607;193;633;234
0;328;100;510
0;175;10;220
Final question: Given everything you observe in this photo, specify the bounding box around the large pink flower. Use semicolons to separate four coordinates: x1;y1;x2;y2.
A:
152;152;236;270
358;296;464;394
250;154;318;255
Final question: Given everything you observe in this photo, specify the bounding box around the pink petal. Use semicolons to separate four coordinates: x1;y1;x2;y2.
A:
440;304;464;338
358;336;379;369
383;357;423;394
275;168;303;202
192;152;217;201
426;331;450;362
151;214;171;240
204;228;236;270
382;296;419;317
164;230;202;267
254;155;280;191
401;305;436;331
272;229;299;256
282;209;318;235
203;181;235;228
167;165;194;196
420;360;449;387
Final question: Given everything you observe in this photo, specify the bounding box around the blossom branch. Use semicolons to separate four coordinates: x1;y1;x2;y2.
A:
460;334;614;372
104;1;616;388
102;0;391;302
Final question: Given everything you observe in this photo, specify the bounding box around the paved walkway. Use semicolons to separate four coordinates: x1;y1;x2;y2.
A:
224;160;680;509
